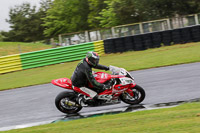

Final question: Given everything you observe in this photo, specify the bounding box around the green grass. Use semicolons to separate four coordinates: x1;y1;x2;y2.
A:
0;42;52;56
2;102;200;133
0;42;200;91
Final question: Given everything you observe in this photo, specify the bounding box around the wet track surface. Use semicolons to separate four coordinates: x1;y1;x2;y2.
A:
0;62;200;131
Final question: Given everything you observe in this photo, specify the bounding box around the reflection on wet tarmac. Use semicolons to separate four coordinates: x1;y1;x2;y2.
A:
52;98;200;123
150;98;200;108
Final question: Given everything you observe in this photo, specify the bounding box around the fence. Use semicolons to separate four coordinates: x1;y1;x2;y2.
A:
104;25;200;53
0;40;105;74
59;13;200;46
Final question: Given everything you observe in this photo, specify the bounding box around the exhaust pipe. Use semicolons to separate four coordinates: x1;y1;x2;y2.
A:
64;99;80;107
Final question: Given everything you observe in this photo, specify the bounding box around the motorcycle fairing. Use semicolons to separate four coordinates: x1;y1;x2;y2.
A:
98;83;136;100
51;72;136;99
93;72;111;83
51;78;72;89
94;72;125;83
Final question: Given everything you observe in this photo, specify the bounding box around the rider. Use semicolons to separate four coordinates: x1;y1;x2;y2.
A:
71;51;113;103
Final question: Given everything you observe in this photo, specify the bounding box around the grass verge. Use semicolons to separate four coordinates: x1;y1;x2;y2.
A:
0;42;52;56
0;42;200;91
2;102;200;133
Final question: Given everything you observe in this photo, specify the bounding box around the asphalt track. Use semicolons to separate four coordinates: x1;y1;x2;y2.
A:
0;62;200;131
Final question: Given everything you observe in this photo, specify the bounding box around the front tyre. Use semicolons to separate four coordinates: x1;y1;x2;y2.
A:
120;85;145;105
55;91;82;114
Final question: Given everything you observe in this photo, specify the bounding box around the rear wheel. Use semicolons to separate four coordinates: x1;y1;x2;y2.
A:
55;91;82;114
120;85;145;105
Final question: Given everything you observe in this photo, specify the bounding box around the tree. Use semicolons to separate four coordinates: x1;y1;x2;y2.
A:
96;0;140;28
6;3;40;41
96;0;200;28
0;31;5;41
96;0;119;28
5;1;52;42
87;0;106;28
4;0;200;41
6;3;32;41
43;0;90;37
39;0;52;13
132;0;200;20
172;0;200;15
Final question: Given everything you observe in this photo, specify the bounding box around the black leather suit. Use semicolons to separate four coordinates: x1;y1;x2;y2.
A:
71;58;109;92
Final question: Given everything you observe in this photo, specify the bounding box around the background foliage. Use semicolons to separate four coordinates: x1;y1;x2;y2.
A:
42;0;90;37
2;0;200;42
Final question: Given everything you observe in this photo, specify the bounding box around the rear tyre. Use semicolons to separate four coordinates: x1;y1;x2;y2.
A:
55;91;82;114
120;85;145;105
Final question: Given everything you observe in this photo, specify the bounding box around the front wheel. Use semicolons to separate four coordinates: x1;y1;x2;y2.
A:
55;91;82;114
120;85;145;105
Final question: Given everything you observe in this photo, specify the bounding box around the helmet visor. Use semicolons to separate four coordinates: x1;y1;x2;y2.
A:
90;57;99;66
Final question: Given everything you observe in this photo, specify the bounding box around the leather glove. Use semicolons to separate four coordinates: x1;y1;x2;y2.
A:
105;66;109;71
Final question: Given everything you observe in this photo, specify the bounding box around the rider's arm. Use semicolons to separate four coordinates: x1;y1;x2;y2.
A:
85;68;104;90
94;64;109;71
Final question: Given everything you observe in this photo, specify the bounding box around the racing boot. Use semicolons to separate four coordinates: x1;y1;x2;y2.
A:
77;94;88;107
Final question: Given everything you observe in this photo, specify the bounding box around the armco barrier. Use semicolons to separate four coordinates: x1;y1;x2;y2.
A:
114;37;125;53
143;33;153;49
191;25;200;42
104;25;200;54
180;27;192;43
0;54;23;74
162;30;172;46
20;42;94;69
0;40;105;74
93;40;105;55
152;31;162;48
2;25;200;74
171;29;182;44
133;34;145;51
124;36;134;51
103;39;116;53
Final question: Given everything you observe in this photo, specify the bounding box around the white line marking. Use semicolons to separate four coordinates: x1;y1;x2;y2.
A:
0;120;52;131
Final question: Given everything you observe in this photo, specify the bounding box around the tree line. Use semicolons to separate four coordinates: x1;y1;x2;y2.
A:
1;0;200;42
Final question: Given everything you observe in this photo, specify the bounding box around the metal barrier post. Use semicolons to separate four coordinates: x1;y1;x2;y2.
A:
111;27;116;38
59;34;62;46
195;14;199;25
167;19;172;30
139;23;144;34
85;31;90;42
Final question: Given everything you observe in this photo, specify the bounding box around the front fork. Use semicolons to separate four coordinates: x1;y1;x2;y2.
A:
125;83;136;97
124;90;134;99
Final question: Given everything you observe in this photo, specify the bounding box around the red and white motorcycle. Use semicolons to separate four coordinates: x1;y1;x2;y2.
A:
52;66;145;114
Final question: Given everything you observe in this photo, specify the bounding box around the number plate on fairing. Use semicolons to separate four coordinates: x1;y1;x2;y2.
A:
119;77;134;85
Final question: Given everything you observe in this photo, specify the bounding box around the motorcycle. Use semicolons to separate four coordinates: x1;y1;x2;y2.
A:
52;66;145;114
